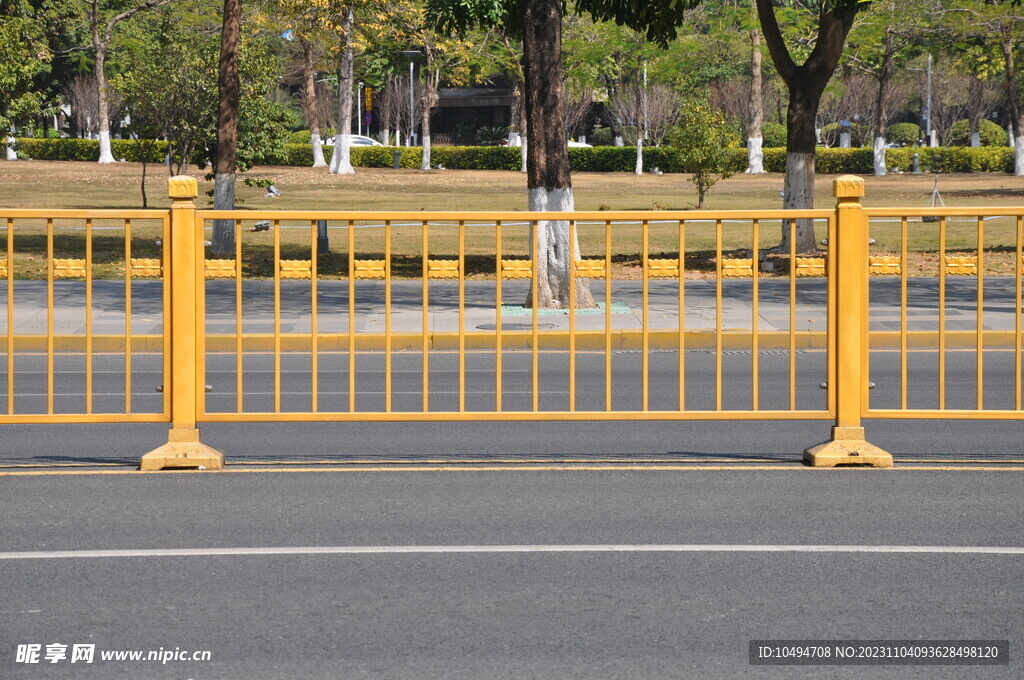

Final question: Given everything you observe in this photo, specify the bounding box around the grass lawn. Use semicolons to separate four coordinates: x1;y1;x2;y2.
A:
1;160;1022;279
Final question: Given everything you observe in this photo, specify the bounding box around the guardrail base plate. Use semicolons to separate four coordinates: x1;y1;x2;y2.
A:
140;429;224;471
804;428;893;468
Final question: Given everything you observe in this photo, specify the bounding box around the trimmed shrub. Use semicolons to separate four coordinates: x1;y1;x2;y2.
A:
887;122;921;146
589;127;614;146
432;145;521;170
13;138;1017;174
760;122;786;148
885;147;1013;173
287;128;336;144
13;137;170;162
947;119;1007;147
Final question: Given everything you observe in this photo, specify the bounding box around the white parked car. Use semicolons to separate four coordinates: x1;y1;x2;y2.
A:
323;134;383;146
503;132;592;148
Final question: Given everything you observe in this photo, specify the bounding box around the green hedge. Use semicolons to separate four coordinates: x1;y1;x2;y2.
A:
946;119;1008;147
13;137;170;162
13;137;1018;174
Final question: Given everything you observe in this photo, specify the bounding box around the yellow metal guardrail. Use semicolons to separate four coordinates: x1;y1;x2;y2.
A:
0;209;170;424
3;174;1022;470
862;205;1024;420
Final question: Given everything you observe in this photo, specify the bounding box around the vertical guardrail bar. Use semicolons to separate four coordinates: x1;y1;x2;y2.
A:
804;175;892;468
140;177;224;470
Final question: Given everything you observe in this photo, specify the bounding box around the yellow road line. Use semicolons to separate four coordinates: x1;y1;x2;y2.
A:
2;464;1024;477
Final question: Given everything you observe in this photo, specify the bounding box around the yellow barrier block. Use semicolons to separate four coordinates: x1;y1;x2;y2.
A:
869;255;901;275
130;258;163;278
501;259;532;279
53;259;87;278
945;256;978;276
427;260;460;279
205;259;237;279
353;260;386;279
280;260;312;279
574;259;606;279
0;258;7;279
648;258;680;278
721;258;753;278
795;257;826;277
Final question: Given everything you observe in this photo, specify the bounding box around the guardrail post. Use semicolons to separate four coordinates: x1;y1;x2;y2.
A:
140;176;224;471
804;175;892;468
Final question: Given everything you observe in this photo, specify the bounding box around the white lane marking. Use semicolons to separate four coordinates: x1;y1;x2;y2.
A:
1;544;1022;560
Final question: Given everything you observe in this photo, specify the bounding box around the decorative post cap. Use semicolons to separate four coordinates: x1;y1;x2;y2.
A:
168;175;198;200
833;175;864;199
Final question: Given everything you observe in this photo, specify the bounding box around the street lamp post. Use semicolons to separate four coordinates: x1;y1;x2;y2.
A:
400;50;419;147
908;54;934;146
357;80;364;136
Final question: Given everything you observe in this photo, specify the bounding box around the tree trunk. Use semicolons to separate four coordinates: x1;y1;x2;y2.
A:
420;92;431;170
780;89;820;253
141;153;148;208
871;31;894;176
756;0;857;251
516;79;527;173
95;49;115;163
635;57;644;175
746;29;765;174
5;132;15;161
329;8;356;175
212;0;241;256
1003;28;1024;176
303;39;327;168
520;0;594;309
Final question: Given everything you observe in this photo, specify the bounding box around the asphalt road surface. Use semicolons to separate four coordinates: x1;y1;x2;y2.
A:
2;470;1022;679
2;347;1021;679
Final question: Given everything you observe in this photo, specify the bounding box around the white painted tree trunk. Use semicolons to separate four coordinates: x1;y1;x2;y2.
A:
970;133;981;148
1009;127;1015;148
745;138;765;174
520;138;527;173
1016;138;1024;176
329;9;355;175
212;174;236;254
420;135;431;170
329;134;354;175
527;187;595;309
839;132;851;149
635;136;643;175
782;152;817;253
873;137;887;176
613;136;623;147
98;130;116;163
5;136;16;161
310;133;327;168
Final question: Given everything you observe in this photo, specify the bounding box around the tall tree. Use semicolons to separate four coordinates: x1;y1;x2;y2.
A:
85;0;176;164
2;0;56;159
846;0;935;175
430;0;709;306
211;0;240;254
945;1;1024;175
301;37;329;167
755;0;865;251
746;25;765;173
328;5;356;174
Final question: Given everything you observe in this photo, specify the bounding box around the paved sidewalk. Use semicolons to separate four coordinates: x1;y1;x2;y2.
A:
0;277;1019;335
